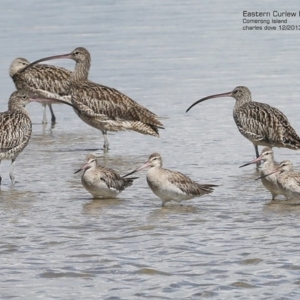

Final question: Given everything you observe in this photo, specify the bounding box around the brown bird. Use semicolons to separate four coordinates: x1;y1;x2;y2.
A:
123;152;218;207
256;160;297;200
0;90;74;185
186;86;300;158
9;57;71;124
22;47;164;151
74;153;137;198
240;147;283;200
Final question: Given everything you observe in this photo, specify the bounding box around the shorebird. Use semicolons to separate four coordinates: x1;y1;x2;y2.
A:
22;47;164;151
186;86;300;158
9;57;71;124
240;147;283;200
74;154;137;198
123;152;218;207
0;91;74;185
256;160;297;200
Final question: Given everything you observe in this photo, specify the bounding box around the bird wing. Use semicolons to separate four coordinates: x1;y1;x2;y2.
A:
97;167;127;191
288;172;300;188
71;81;164;128
164;169;215;195
13;64;71;99
234;102;300;149
0;112;31;153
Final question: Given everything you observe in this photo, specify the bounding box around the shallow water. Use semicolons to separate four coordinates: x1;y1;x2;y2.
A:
1;0;300;299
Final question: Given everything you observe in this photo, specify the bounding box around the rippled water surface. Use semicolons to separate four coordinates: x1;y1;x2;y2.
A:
1;0;300;299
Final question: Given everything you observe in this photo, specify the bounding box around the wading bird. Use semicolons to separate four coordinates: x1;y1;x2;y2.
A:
22;47;164;151
0;91;74;185
256;160;298;200
186;86;300;158
9;57;71;124
240;147;283;200
74;154;137;198
123;152;218;207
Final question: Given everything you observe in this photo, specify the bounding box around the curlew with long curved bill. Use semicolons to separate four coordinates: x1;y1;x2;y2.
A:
0;91;74;185
255;160;298;200
123;152;218;207
9;57;71;124
74;154;137;198
22;47;164;152
186;86;300;158
240;147;283;200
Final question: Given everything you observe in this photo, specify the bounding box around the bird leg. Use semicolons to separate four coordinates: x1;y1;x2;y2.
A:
9;159;16;185
0;161;2;185
42;104;47;124
253;144;261;168
49;104;56;124
102;130;110;152
254;144;259;158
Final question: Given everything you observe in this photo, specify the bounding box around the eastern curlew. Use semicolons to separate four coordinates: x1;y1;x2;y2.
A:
186;86;300;158
123;152;218;207
9;57;71;124
74;153;137;198
0;91;74;185
22;47;164;151
256;160;298;200
240;147;283;200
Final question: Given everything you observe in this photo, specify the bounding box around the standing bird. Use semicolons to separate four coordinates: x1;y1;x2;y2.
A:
240;147;283;200
256;160;297;200
123;153;218;207
186;86;300;158
21;47;164;151
0;91;74;185
74;154;137;198
9;57;71;124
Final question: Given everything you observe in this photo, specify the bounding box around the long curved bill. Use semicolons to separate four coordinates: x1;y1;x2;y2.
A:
22;52;72;73
122;161;151;178
29;94;75;109
186;91;233;113
239;156;264;168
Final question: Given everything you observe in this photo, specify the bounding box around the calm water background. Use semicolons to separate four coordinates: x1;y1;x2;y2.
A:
1;0;300;299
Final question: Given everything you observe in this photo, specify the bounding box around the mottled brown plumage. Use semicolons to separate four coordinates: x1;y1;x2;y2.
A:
0;91;75;185
9;57;71;124
74;154;137;198
186;86;300;158
123;152;218;206
22;47;164;151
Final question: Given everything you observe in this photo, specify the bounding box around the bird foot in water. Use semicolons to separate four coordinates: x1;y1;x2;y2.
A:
9;175;15;186
102;146;110;153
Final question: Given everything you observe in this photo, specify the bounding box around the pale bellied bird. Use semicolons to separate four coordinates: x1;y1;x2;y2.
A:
74;154;137;198
123;152;218;207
